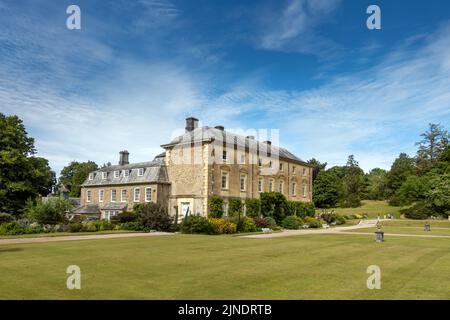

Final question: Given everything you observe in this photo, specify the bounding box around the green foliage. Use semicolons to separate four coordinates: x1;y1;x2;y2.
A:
228;198;242;217
286;201;315;218
57;161;98;197
304;216;322;228
282;215;302;229
264;216;277;229
180;215;216;234
69;223;84;232
111;211;137;224
365;168;388;200
386;153;415;197
25;197;70;225
400;203;434;220
244;198;261;217
389;175;430;206
260;192;287;223
119;221;145;231
208;196;224;218
307;158;327;181
239;216;258;232
425;173;450;215
133;203;173;232
84;220;114;232
208;218;237;234
341;155;363;208
313;170;341;208
415;123;449;173
0;213;15;224
252;216;269;229
0;113;55;215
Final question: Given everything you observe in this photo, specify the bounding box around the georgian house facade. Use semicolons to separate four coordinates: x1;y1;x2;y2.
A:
78;117;314;220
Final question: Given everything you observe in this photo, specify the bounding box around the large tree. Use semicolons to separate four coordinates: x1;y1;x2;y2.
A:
365;168;388;200
386;153;415;199
312;170;341;208
341;155;364;208
0;113;55;215
416;123;449;173
57;161;98;197
307;158;327;181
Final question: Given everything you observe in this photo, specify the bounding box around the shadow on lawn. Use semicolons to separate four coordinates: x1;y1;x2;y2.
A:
0;247;23;253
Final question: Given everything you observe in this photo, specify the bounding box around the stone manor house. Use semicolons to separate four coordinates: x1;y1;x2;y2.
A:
77;117;314;221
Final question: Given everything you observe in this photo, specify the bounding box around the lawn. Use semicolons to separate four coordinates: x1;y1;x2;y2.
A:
1;232;450;299
0;230;138;240
316;200;405;218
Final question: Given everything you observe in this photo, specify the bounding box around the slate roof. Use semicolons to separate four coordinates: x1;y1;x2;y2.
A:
161;126;313;166
73;204;101;215
81;156;169;187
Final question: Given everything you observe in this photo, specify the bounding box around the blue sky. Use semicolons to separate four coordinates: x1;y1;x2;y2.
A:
1;0;449;174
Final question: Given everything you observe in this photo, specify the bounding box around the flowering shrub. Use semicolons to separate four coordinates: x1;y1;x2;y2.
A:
239;216;258;232
282;216;302;229
209;218;237;234
304;216;321;228
252;217;269;229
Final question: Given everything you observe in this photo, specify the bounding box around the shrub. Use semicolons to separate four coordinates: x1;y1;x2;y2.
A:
260;192;288;223
265;216;277;229
120;221;145;231
334;215;346;225
111;211;137;224
209;218;237;234
252;217;269;229
0;213;14;225
245;199;261;217
304;216;321;228
180;215;217;234
239;216;258;232
400;203;434;220
69;223;83;232
208;196;224;218
83;220;114;232
25;198;70;225
228;198;242;218
282;215;301;229
134;203;173;231
0;221;26;235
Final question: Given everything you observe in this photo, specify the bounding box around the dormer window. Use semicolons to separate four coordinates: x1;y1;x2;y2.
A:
123;170;129;178
114;170;120;179
88;173;94;180
138;168;144;176
102;172;107;180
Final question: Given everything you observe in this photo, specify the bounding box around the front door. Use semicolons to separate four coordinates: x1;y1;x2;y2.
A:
179;202;191;222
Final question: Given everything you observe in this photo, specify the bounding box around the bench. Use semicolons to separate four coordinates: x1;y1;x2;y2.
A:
261;228;271;233
322;223;330;229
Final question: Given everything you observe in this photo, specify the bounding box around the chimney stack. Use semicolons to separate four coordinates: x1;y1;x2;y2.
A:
119;150;129;165
263;140;272;145
214;125;224;131
185;117;199;132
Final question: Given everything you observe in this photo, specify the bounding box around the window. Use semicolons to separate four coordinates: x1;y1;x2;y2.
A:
88;173;94;180
269;179;274;192
102;172;108;180
292;166;296;174
240;174;246;192
269;160;273;168
279;163;284;171
138;168;144;176
134;188;140;202
221;171;229;190
99;189;104;202
121;189;127;202
114;170;120;179
303;184;307;197
123;170;129;178
240;154;245;164
292;182;296;196
111;189;117;202
279;180;284;194
86;190;91;202
258;158;262;167
145;187;152;202
258;177;263;193
222;150;227;161
303;168;307;176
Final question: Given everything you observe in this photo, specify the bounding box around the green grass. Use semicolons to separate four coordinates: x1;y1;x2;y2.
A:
0;230;138;240
349;226;450;236
1;233;450;299
316;200;405;218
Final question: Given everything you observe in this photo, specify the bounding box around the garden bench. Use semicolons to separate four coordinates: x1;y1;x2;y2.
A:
322;223;330;229
261;228;271;233
302;224;310;229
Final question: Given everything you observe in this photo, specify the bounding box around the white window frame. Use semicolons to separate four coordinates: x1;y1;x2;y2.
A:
221;171;229;190
279;180;284;194
145;187;152;202
269;179;274;192
114;170;120;179
134;188;140;202
99;189;104;202
138;168;144;177
101;172;108;180
111;189;117;202
86;190;91;203
303;184;307;197
121;189;127;202
88;173;94;180
222;150;227;162
292;182;297;196
123;170;129;178
258;177;263;193
240;174;246;192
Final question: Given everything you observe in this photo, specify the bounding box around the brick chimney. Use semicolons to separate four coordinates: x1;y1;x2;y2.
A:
185;117;199;132
119;150;129;165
